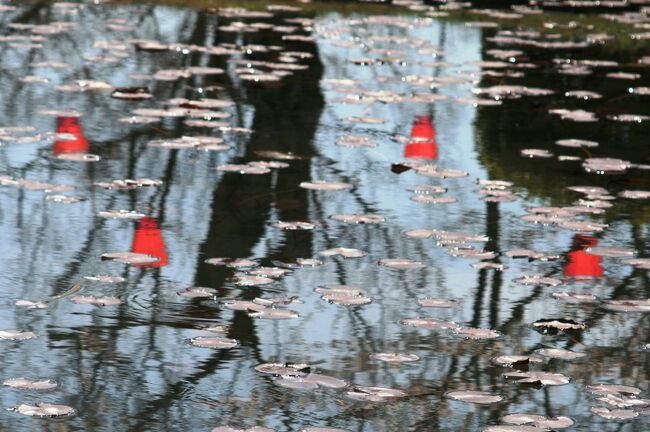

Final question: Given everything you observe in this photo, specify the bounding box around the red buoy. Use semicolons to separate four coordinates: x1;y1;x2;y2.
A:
53;116;90;155
564;234;604;278
404;115;438;160
131;216;169;267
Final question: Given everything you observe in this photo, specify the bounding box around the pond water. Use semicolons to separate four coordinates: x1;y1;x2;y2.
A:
0;1;649;431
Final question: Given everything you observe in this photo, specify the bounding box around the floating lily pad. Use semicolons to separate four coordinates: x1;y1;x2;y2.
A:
378;258;426;269
299;181;351;191
190;336;238;349
101;252;159;265
14;300;48;309
447;390;503;404
205;258;258;268
319;248;366;258
13;403;75;418
177;287;217;298
0;330;37;340
346;386;407;402
492;355;543;368
401;317;459;331
532;318;586;334
70;295;121;306
504;371;570;387
535;348;587;361
370;353;420;362
590;407;638;420
552;292;598;303
273;221;315;230
417;298;457;308
501;413;574;429
3;378;57;390
331;214;385;224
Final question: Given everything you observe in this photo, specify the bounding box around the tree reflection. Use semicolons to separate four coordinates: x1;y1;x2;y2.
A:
1;3;649;431
124;8;326;430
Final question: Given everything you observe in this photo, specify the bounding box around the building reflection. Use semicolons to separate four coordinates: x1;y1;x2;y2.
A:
53;116;89;155
132;216;169;267
564;234;604;278
404;115;438;160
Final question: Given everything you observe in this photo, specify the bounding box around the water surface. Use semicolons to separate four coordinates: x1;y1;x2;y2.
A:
0;1;649;431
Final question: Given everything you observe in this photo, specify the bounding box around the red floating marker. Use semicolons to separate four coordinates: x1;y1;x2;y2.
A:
131;216;169;267
564;234;604;278
53;116;90;155
404;115;438;160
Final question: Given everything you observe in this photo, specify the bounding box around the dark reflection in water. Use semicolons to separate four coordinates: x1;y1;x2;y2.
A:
0;1;649;431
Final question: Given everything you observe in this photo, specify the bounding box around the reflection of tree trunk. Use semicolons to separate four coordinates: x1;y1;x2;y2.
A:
127;29;325;430
485;202;502;329
194;39;324;292
194;41;324;338
470;202;502;328
9;1;49;24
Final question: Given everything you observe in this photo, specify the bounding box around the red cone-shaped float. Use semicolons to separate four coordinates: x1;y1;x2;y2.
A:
404;115;438;160
131;216;169;267
53;116;89;155
564;234;604;278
